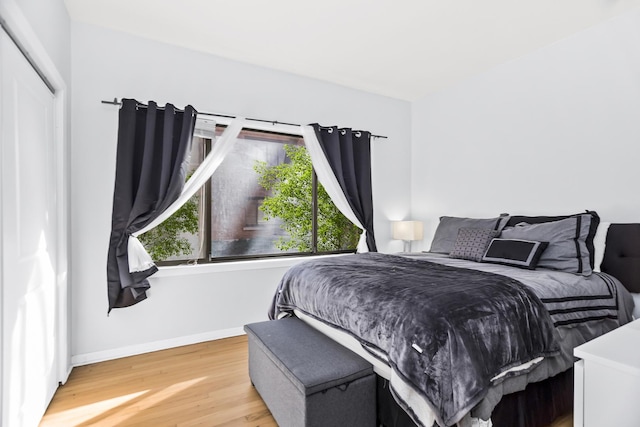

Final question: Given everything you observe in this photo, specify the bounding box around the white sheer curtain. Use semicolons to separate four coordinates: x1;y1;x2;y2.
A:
128;117;246;272
301;125;369;253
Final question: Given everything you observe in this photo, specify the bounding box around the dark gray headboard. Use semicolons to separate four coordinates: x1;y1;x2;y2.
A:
601;223;640;293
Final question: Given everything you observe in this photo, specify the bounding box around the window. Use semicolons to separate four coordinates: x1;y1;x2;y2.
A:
143;123;360;264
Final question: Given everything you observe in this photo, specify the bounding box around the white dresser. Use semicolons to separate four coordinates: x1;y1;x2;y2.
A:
573;319;640;427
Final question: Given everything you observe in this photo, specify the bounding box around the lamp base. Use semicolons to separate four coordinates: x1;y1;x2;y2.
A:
403;240;411;253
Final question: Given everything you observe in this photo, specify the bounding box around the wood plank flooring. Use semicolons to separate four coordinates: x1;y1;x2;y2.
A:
40;335;572;427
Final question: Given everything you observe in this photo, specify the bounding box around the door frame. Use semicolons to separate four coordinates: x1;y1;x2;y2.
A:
0;0;70;393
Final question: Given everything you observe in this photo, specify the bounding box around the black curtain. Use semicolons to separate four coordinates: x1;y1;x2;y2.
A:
107;99;197;312
310;124;377;252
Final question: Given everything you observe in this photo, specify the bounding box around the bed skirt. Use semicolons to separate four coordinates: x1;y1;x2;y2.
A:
377;368;573;427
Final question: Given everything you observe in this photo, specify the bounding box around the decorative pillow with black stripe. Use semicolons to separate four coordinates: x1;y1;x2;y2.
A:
505;210;600;269
482;238;548;269
500;215;593;275
450;228;500;262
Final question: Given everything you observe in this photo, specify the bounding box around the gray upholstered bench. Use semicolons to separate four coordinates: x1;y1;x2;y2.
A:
244;317;376;427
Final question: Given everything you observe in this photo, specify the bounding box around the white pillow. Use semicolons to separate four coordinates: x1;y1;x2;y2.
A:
592;222;611;272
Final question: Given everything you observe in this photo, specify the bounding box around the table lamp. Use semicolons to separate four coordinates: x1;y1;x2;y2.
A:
392;220;424;252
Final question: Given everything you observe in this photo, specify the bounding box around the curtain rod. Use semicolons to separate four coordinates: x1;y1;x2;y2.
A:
100;98;388;139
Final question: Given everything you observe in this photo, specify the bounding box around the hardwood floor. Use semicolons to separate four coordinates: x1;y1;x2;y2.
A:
40;336;275;427
40;335;572;427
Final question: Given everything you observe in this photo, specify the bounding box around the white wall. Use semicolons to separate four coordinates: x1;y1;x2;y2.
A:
70;22;411;362
411;8;640;249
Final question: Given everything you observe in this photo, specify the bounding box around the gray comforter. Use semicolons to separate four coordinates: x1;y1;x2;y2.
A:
270;253;561;426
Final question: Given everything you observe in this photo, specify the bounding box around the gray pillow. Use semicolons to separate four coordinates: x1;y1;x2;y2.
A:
450;228;500;262
500;215;593;275
430;216;509;254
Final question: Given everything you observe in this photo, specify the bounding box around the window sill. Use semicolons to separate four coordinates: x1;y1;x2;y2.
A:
153;253;348;278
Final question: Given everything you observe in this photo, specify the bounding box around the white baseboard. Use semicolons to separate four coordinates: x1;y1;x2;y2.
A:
60;365;73;385
71;327;245;367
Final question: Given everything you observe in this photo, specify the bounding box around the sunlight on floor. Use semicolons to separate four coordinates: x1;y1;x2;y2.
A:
43;377;207;426
44;390;147;425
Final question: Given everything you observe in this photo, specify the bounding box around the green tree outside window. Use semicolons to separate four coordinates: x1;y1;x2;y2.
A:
254;144;360;252
138;195;199;262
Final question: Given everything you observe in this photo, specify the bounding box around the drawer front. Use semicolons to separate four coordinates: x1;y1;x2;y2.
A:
583;360;640;427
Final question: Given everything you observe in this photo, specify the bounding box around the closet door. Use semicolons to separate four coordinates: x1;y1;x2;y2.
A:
1;29;59;427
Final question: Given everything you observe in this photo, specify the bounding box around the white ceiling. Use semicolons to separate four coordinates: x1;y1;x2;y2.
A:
64;0;640;101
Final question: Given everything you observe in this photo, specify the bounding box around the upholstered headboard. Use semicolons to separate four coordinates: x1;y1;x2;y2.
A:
601;223;640;293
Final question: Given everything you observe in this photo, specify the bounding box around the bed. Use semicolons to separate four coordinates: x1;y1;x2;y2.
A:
268;212;637;427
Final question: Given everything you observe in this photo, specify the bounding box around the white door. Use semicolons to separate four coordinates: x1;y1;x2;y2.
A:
1;29;59;427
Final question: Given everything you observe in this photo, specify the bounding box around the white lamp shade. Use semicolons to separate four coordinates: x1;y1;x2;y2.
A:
392;221;424;241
